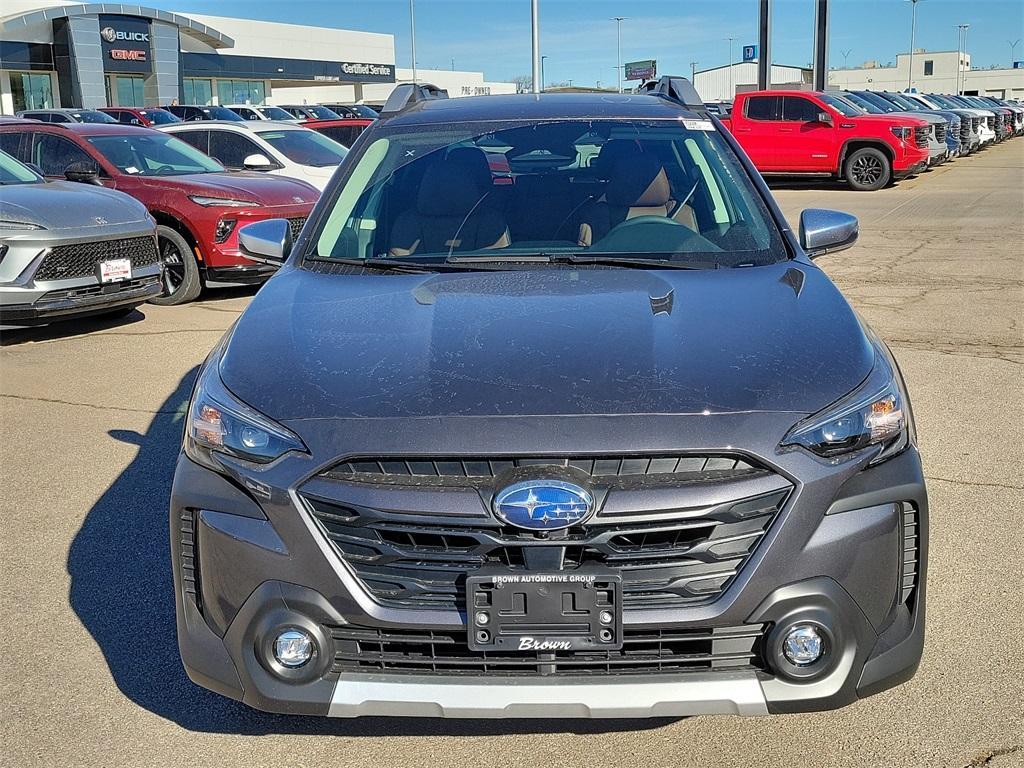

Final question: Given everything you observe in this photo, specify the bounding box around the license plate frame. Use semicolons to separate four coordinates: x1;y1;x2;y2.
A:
466;570;622;652
98;258;132;283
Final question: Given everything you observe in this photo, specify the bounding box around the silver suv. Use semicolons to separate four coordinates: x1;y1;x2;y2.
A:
0;150;161;325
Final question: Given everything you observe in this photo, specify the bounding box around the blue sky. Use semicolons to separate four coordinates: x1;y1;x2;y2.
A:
170;0;1024;85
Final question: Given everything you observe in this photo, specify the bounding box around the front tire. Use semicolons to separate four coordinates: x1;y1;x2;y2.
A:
844;147;891;191
150;225;202;306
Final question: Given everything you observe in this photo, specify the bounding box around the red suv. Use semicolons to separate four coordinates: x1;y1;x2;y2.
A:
0;123;317;304
303;118;373;148
99;107;181;127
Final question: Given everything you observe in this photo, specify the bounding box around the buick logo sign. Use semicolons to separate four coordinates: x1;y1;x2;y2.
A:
493;481;594;531
101;26;149;43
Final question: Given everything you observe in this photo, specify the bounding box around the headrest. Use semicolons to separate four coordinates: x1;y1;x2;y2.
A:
606;151;671;208
591;139;643;177
417;148;492;216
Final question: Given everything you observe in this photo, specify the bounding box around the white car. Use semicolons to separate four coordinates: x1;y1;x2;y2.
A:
224;104;299;122
158;120;347;191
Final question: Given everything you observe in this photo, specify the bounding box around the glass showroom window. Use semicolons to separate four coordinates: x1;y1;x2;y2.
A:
184;78;214;105
11;72;53;112
113;75;145;107
216;79;267;106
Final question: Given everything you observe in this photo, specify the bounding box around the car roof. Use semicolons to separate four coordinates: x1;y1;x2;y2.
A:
163;119;305;131
303;118;374;128
380;92;700;127
0;122;157;136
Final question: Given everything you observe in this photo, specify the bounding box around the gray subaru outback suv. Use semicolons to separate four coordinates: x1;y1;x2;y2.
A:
0;149;161;324
171;79;927;719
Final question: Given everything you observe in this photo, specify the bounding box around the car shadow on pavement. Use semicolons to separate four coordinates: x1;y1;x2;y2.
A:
0;307;147;346
67;369;673;737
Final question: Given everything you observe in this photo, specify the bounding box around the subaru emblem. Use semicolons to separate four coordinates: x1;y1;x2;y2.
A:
493;481;594;531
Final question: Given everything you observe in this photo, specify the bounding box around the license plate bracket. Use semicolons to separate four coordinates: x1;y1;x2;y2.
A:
98;258;132;283
466;570;622;652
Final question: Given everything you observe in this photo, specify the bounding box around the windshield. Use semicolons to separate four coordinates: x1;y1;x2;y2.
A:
306;106;341;120
0;149;42;184
883;93;921;110
841;92;884;114
140;109;180;125
74;110;117;123
819;93;862;117
87;133;225;176
855;92;899;113
312;119;787;269
350;105;379;118
255;128;348;167
259;106;295;121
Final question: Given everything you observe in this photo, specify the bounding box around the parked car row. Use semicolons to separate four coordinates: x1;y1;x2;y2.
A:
719;89;1022;190
0;110;352;323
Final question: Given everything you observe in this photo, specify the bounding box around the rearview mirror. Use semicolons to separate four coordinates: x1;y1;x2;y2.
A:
799;208;858;258
64;161;102;185
243;153;273;170
238;219;291;265
817;111;833;124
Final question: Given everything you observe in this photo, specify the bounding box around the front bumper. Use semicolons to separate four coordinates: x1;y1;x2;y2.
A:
0;275;161;323
171;415;928;718
894;159;927;179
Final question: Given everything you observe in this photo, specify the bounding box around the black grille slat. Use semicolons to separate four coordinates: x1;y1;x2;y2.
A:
914;126;929;148
331;624;768;676
34;236;160;281
179;509;201;611
900;503;919;604
323;454;759;484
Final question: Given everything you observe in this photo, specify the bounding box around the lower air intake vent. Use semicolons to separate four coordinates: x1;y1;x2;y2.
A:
900;503;918;605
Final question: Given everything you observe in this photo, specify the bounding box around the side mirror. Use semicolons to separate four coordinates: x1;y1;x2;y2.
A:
799;208;858;258
817;111;833;124
64;161;102;185
243;153;273;170
238;219;291;265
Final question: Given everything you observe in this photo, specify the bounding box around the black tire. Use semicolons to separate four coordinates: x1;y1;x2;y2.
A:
844;147;891;191
150;224;202;306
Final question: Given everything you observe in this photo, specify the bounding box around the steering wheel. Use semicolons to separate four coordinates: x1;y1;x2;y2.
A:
605;215;685;235
591;215;720;256
151;165;177;175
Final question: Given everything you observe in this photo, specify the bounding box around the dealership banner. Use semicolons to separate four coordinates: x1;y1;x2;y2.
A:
624;59;656;81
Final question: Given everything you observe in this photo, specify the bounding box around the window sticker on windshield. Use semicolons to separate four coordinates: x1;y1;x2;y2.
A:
682;119;715;131
125;166;140;174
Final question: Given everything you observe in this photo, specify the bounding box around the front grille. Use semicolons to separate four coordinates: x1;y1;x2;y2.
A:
971;117;980;135
179;509;201;611
331;623;768;676
34;276;160;305
900;503;919;605
302;457;790;609
960;119;971;143
325;454;764;487
34;236;160;281
914;126;929;149
288;217;307;241
934;123;947;144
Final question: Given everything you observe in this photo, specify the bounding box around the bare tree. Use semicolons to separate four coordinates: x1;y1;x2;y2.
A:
512;74;533;93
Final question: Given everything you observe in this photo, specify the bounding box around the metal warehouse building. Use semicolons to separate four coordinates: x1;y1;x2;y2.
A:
694;62;811;102
0;1;514;114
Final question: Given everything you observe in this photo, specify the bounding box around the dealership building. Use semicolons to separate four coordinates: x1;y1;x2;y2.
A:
0;1;514;114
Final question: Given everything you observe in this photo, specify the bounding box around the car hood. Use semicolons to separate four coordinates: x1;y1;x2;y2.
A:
136;171;319;206
0;180;148;229
219;261;874;421
853;113;930;128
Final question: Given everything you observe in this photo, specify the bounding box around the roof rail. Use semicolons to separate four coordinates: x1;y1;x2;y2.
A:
639;75;704;110
380;82;449;115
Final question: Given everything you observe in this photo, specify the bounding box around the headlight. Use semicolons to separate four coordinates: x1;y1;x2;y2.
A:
188;195;259;208
185;351;307;468
781;345;911;465
0;220;46;231
890;126;911;141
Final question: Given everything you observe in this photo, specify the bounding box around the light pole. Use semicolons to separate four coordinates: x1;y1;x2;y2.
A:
841;48;853;69
690;60;698;83
906;0;925;91
956;23;970;94
1010;39;1021;67
541;55;548;91
727;37;735;98
409;0;417;83
531;0;541;94
612;17;626;93
962;24;970;94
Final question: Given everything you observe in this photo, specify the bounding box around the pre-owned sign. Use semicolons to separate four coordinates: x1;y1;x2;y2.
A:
99;15;152;74
624;60;656;81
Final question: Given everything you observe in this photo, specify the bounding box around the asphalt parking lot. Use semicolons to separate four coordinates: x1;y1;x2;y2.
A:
2;141;1022;768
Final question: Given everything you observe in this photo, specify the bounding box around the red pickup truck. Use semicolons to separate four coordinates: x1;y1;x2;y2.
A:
720;90;930;190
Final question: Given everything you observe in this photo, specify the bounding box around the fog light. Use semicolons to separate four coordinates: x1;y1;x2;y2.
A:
782;625;824;666
273;628;314;667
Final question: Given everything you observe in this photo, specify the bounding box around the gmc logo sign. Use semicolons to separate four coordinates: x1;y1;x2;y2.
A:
110;49;147;61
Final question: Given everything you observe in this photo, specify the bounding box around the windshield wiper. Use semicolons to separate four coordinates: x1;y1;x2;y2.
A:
446;253;717;270
312;257;508;273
